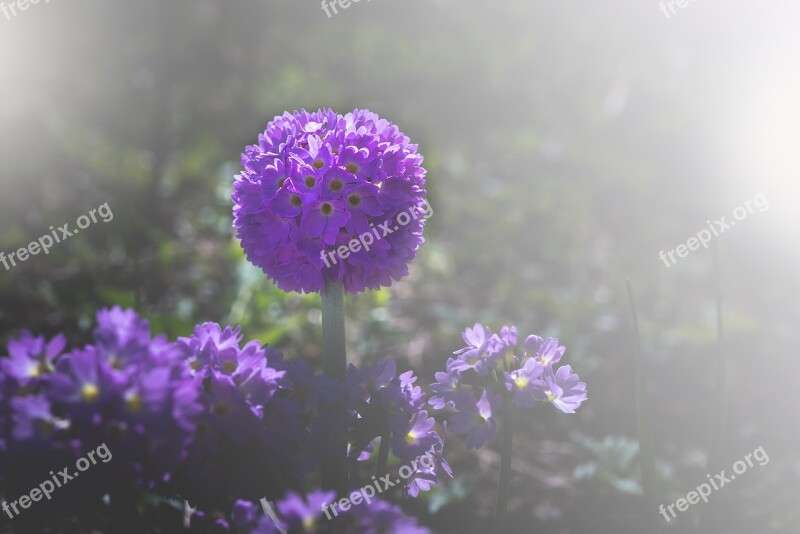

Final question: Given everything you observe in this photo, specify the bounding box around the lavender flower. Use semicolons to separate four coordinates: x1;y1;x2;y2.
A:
535;365;588;414
233;490;430;534
448;390;500;449
450;323;494;375
431;324;588;450
428;369;460;410
0;332;65;386
233;109;429;294
503;358;545;409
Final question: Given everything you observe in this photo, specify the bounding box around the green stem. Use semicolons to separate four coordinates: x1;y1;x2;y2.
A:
322;280;347;380
626;280;658;527
321;280;347;491
709;242;727;468
702;242;727;530
491;394;514;534
376;433;390;477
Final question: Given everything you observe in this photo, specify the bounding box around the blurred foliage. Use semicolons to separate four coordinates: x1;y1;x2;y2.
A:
1;1;798;533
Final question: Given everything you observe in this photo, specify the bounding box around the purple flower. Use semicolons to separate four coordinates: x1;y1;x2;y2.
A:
448;390;500;449
428;369;460;410
534;365;588;414
231;499;261;528
504;358;545;409
233;108;429;294
390;410;439;460
49;347;115;410
349;496;430;534
488;325;518;360
403;430;452;498
449;323;496;375
10;395;68;442
93;306;152;369
525;335;565;368
0;332;65;385
276;490;334;531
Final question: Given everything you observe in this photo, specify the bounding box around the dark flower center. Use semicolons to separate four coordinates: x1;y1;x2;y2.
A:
320;202;333;216
35;419;55;435
290;194;303;208
313;159;324;170
346;163;359;175
329;179;343;192
277;177;287;188
348;194;362;207
214;403;230;417
304;175;316;188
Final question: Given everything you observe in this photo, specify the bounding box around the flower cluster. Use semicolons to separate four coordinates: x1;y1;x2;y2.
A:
346;359;451;498
173;322;316;506
430;324;588;449
223;490;428;534
232;108;429;294
0;308;432;532
0;308;198;505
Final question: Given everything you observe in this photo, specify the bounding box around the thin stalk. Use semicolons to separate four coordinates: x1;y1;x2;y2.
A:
702;242;727;531
321;280;347;491
322;279;347;380
709;242;727;468
626;280;658;526
376;433;390;477
491;394;514;534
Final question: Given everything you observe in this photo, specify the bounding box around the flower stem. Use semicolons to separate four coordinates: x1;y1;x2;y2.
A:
702;242;727;530
321;280;347;491
376;433;390;477
626;279;658;528
322;279;347;380
491;394;514;534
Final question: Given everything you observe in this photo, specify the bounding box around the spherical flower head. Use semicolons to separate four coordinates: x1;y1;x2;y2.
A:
233;108;429;294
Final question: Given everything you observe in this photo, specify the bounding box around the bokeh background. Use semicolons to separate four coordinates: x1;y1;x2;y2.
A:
1;1;799;532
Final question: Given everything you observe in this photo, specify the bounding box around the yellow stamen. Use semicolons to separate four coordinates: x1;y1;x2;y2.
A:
82;384;100;403
127;393;142;412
